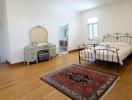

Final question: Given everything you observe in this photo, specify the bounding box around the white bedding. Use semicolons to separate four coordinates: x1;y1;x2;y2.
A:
80;42;132;65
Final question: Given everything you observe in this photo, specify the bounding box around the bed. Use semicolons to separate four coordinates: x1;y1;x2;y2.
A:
79;33;132;73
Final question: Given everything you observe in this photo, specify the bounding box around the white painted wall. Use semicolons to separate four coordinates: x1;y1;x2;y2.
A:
5;0;82;64
80;0;132;42
0;0;3;62
0;0;10;63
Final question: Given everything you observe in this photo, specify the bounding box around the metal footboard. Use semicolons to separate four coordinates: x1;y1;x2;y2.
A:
78;44;120;73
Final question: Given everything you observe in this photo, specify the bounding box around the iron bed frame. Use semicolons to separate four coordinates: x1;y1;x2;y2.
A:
78;33;132;73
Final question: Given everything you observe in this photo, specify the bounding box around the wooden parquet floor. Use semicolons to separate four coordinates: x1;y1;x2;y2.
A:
0;52;132;100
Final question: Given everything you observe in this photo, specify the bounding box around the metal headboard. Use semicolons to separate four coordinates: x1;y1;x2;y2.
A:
103;33;132;44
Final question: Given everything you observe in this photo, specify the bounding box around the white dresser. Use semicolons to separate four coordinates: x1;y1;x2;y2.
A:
24;26;56;65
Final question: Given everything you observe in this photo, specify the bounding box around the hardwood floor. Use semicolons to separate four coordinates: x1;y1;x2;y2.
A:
0;52;131;100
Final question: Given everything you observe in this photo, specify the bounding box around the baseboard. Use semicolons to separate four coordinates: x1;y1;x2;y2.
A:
6;60;24;66
6;54;59;65
68;48;80;53
6;60;11;65
5;52;76;65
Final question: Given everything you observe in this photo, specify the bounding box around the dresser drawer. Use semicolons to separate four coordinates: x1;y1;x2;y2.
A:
24;44;56;64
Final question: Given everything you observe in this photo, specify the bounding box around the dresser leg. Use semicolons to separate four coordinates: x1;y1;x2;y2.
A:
24;61;26;64
27;62;30;65
36;60;38;63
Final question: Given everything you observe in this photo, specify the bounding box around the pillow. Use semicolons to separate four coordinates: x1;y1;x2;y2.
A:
114;42;130;47
100;42;130;47
100;42;113;46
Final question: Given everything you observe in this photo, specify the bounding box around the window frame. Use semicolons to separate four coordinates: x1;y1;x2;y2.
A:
87;23;98;40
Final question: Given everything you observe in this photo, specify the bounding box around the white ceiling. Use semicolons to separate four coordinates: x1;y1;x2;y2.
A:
39;0;122;11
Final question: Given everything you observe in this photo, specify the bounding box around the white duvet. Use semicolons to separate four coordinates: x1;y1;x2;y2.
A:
80;42;132;65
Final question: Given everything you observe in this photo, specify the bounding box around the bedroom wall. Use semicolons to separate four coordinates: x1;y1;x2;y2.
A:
80;0;132;42
0;0;10;63
5;0;82;64
0;0;3;62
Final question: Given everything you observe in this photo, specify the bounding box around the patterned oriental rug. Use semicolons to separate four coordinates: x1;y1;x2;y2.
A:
40;64;119;100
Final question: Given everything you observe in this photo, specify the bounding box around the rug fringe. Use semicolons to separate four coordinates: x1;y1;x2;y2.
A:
100;76;120;100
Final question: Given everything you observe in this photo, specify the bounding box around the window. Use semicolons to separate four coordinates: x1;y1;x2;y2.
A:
87;17;98;40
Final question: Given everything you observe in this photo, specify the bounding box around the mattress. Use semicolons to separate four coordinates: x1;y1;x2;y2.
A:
80;42;132;65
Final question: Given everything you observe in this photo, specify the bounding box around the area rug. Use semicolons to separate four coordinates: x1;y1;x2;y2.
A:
40;64;119;100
